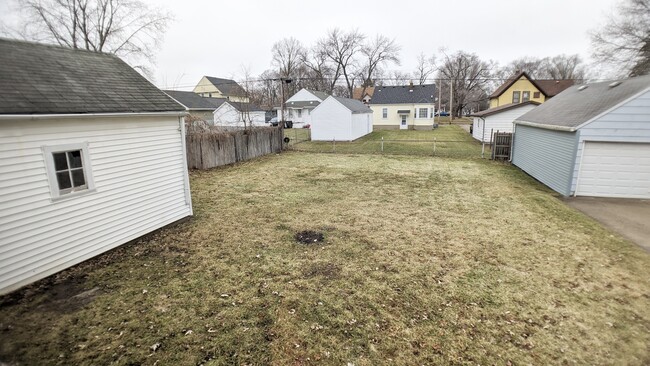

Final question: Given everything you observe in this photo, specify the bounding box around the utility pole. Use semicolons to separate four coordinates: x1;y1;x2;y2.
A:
437;77;442;125
449;78;454;123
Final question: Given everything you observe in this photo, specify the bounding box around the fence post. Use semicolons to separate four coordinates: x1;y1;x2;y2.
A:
381;136;384;152
433;137;436;155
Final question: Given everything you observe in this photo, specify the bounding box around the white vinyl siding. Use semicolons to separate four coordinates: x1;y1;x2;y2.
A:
311;97;373;141
0;115;192;294
213;103;266;128
472;104;538;142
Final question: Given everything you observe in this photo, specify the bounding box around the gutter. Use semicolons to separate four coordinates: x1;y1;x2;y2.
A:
514;120;576;132
0;111;188;121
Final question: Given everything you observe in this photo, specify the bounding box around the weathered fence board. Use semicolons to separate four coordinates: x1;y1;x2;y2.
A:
491;131;513;161
186;127;283;170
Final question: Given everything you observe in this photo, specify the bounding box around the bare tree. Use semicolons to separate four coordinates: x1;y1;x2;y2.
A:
358;34;401;95
377;70;411;86
591;0;650;77
544;54;586;80
300;45;334;92
319;28;365;97
499;56;547;79
271;37;306;96
413;52;436;85
437;50;494;118
5;0;172;76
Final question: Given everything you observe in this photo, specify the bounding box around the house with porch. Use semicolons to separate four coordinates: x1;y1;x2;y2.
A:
369;83;437;130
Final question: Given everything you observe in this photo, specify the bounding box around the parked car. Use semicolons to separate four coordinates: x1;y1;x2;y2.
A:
268;117;279;126
435;111;450;117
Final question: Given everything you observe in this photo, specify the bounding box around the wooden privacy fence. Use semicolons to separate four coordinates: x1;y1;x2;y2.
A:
491;131;513;161
186;127;283;170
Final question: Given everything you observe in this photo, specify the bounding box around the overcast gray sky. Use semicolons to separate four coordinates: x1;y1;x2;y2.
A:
1;0;620;90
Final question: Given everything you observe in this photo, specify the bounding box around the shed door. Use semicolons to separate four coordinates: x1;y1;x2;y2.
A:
576;142;650;198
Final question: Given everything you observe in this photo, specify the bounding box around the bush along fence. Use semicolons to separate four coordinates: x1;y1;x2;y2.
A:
186;127;283;170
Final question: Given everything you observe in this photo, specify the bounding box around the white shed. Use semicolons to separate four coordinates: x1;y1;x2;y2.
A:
0;39;192;294
213;101;267;128
470;101;540;142
310;96;373;141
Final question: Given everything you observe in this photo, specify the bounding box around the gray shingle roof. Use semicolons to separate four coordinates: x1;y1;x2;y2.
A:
516;75;650;130
309;90;329;100
471;101;540;117
225;101;264;112
369;84;436;105
287;100;321;108
0;38;184;115
204;76;246;97
332;96;372;114
163;90;225;110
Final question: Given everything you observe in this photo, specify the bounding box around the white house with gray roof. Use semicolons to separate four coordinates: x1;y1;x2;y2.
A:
277;89;329;128
512;74;650;198
164;90;224;124
369;83;437;130
310;96;373;141
0;38;192;294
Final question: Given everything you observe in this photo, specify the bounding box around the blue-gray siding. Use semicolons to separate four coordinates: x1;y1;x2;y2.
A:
570;90;650;193
512;125;578;196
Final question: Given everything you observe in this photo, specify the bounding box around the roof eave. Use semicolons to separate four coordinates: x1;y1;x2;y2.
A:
514;120;576;132
0;111;187;120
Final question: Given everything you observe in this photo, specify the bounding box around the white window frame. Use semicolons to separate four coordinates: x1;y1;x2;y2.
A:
418;108;428;119
382;108;388;119
43;142;96;201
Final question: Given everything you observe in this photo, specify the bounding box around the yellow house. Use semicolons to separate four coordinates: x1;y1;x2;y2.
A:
369;83;437;130
193;76;250;103
489;71;574;108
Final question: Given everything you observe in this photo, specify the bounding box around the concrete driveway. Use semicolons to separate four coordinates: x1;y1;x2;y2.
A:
564;197;650;252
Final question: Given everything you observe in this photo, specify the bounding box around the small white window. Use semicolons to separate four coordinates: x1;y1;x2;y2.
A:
43;143;95;200
382;108;387;119
418;108;428;118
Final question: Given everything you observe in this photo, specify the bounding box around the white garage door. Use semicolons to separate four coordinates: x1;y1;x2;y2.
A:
577;142;650;198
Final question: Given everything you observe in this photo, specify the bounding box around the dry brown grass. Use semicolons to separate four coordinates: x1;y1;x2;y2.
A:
1;152;649;365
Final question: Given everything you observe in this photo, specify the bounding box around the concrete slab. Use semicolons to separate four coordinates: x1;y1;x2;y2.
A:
564;197;650;252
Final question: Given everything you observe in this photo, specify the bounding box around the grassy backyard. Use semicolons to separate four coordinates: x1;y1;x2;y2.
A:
292;125;487;157
1;152;649;365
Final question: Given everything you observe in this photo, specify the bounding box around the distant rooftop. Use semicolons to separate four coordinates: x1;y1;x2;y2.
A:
369;84;436;105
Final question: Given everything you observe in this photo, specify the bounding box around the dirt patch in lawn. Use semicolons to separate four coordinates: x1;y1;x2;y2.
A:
295;230;324;244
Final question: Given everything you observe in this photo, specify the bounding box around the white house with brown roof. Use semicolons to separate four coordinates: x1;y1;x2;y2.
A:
0;38;192;294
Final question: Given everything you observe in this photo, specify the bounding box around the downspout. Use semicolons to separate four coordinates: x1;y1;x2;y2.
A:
179;116;193;215
480;116;486;158
509;122;516;163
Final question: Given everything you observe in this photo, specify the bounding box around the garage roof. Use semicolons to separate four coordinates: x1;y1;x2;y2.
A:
0;38;184;115
516;74;650;131
471;101;540;117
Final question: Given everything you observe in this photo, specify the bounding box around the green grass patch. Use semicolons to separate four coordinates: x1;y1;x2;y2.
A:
0;153;648;365
295;125;488;157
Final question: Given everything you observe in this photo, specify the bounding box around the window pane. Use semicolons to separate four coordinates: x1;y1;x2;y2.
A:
53;152;68;171
56;171;72;190
71;168;86;187
419;108;428;118
68;150;83;168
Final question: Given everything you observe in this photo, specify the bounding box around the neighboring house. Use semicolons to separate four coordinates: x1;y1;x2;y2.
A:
470;101;540;142
193;76;249;103
164;90;224;124
512;75;650;198
352;86;375;104
311;96;373;141
213;101;266;128
0;38;192;295
277;89;329;127
369;83;437;130
490;71;574;108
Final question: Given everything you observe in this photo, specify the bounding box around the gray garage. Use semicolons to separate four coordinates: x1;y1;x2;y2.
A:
512;74;650;198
